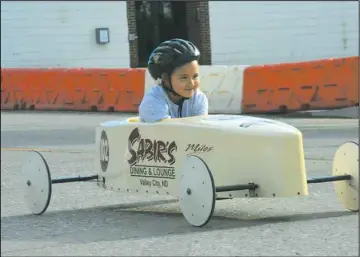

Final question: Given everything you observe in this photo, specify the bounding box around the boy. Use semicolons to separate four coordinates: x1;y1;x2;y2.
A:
139;38;208;123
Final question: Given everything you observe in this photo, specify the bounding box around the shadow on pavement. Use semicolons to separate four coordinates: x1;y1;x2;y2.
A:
1;199;356;244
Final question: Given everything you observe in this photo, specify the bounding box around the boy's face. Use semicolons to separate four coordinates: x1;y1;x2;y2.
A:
170;60;200;98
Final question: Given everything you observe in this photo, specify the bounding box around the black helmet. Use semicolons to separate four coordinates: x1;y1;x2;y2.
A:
147;38;201;81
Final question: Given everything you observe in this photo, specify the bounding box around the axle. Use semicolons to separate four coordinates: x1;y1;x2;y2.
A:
50;174;351;189
216;183;258;192
214;174;352;194
307;174;351;184
52;175;98;184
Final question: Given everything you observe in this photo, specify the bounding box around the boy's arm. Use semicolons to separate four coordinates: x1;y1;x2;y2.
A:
139;95;171;123
192;92;209;116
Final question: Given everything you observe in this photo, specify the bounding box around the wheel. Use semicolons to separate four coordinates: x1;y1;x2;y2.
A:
22;151;52;215
332;141;358;212
179;155;216;227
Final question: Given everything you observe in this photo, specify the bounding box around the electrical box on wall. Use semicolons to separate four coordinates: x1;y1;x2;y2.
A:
95;28;110;45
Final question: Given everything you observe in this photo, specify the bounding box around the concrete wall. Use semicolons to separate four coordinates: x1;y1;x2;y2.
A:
209;1;359;65
1;1;130;68
1;1;358;68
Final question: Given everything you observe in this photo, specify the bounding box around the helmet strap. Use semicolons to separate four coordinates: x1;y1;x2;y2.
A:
164;72;190;101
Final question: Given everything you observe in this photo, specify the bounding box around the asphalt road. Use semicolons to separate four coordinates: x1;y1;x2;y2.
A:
1;112;359;256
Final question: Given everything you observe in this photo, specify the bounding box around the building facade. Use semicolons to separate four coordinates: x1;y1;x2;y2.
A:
1;1;358;68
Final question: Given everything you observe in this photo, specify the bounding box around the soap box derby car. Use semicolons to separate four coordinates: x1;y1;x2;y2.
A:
22;114;358;227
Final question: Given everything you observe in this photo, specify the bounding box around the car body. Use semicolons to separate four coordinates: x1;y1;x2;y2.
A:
94;114;308;199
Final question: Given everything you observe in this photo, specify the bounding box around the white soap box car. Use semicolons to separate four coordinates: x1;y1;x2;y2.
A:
22;115;358;227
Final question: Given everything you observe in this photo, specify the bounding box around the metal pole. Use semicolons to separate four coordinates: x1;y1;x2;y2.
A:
307;174;351;184
216;183;258;192
52;175;98;184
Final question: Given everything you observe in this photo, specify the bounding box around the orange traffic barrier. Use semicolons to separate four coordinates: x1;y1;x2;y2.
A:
241;56;359;113
1;68;65;110
1;68;146;112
